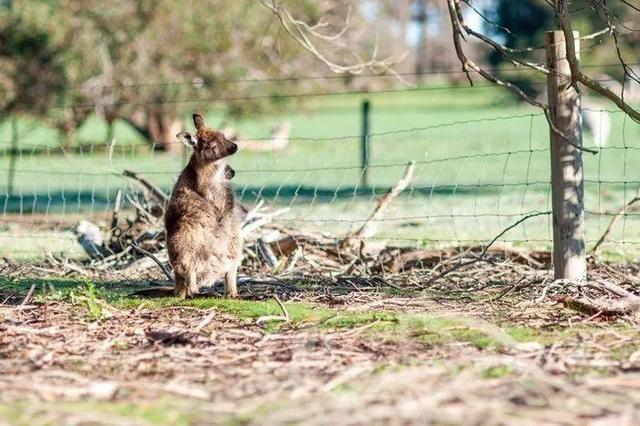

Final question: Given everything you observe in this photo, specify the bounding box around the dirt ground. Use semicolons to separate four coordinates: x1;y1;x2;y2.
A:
1;262;640;425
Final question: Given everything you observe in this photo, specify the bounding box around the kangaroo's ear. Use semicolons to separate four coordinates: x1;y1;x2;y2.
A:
193;114;206;130
177;131;196;147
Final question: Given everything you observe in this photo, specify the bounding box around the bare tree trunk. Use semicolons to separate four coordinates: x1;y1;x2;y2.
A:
121;108;182;153
414;0;428;82
147;109;182;153
55;108;89;148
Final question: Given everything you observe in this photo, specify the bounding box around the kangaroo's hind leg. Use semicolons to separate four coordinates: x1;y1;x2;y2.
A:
174;268;198;298
224;267;238;298
174;271;189;298
188;269;199;297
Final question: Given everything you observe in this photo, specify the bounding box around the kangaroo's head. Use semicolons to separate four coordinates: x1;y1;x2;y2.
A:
177;114;238;163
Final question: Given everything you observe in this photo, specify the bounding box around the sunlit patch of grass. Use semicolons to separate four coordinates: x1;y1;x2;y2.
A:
1;277;146;300
116;296;403;333
320;311;400;329
450;327;494;349
116;296;331;323
610;342;639;361
384;315;505;349
66;282;105;321
504;326;541;342
482;365;515;379
0;399;205;426
5;277;639;359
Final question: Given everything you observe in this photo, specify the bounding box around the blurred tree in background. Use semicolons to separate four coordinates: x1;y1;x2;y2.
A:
3;0;332;151
0;13;67;119
486;0;640;92
2;0;637;150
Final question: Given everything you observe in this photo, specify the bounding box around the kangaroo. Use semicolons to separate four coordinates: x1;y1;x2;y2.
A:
223;164;235;180
164;113;242;298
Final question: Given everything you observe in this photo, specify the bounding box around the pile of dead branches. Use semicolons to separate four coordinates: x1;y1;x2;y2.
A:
75;163;535;280
72;163;554;286
73;164;425;279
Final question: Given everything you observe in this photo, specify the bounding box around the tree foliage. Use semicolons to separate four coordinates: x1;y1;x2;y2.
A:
0;13;67;118
485;0;553;66
4;0;323;149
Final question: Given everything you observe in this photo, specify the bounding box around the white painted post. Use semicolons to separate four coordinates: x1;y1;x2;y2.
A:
546;30;586;281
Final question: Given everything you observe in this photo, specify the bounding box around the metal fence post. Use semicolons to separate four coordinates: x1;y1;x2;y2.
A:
361;100;370;189
7;117;18;195
546;30;586;281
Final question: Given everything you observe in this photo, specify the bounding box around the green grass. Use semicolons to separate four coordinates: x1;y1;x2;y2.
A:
109;296;403;334
482;365;516;379
0;399;207;425
1;277;402;332
2;86;640;259
1;277;513;350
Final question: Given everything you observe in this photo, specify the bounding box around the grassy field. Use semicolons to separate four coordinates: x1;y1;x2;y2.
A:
1;86;640;259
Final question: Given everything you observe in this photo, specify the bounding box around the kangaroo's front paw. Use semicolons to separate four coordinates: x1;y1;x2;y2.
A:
175;287;188;298
175;285;195;299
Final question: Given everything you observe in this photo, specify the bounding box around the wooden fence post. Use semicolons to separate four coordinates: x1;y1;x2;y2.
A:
546;30;586;281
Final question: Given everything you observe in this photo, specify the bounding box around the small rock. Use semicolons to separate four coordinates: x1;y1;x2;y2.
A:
87;381;119;400
515;341;544;352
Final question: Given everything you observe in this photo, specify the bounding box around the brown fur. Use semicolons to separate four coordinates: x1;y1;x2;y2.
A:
165;114;242;298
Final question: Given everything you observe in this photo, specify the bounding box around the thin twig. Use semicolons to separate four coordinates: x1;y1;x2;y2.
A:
123;170;168;203
256;294;290;325
555;0;640;123
343;161;415;249
257;239;279;268
130;244;173;281
590;189;640;254
429;211;551;283
194;310;216;333
20;285;36;306
258;0;406;76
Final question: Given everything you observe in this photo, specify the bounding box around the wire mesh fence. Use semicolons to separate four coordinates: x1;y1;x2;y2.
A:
1;106;639;261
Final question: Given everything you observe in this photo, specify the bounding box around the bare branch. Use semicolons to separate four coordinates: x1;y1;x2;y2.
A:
446;0;547;106
123;169;168;204
618;0;640;13
554;1;581;88
455;8;550;75
429;211;551;283
130;244;173;281
447;0;636;149
353;162;415;241
590;188;640;254
258;0;407;75
556;0;640;123
543;108;598;154
581;26;615;40
461;0;512;35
